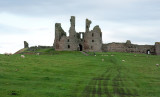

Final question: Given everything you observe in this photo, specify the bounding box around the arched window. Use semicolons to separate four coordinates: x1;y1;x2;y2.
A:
68;39;69;42
92;40;94;42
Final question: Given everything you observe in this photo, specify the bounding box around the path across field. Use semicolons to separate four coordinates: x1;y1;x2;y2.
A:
81;56;139;97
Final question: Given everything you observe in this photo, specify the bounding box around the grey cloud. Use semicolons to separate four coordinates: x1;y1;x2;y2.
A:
85;0;160;21
0;0;83;16
0;0;159;20
0;24;28;34
0;0;160;45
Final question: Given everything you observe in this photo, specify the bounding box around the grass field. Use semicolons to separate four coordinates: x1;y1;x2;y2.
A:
0;50;160;97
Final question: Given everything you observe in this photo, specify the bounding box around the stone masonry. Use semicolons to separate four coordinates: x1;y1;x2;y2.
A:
24;41;29;48
53;16;160;55
54;16;102;52
102;40;155;54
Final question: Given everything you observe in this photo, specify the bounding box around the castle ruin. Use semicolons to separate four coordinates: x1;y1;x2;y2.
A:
54;16;102;52
53;16;160;55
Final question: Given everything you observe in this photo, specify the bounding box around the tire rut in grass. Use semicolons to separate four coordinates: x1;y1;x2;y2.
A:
103;74;112;97
81;69;111;97
80;57;139;97
91;79;97;97
112;65;139;97
97;80;101;97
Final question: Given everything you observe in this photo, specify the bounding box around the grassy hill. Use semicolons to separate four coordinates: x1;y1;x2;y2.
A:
0;50;160;97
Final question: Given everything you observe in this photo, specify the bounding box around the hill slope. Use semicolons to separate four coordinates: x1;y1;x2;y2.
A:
0;52;160;97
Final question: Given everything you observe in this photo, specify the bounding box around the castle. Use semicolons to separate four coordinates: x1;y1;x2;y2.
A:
54;16;102;52
54;16;160;55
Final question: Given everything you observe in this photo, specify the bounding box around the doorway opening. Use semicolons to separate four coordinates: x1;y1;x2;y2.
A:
68;45;70;49
79;44;83;51
146;50;150;54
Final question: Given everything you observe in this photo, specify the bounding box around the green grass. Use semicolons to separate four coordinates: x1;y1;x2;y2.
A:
0;51;160;97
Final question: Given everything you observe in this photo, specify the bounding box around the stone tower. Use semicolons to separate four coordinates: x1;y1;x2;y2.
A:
54;23;66;50
69;16;76;37
24;41;29;48
53;16;102;52
83;19;102;52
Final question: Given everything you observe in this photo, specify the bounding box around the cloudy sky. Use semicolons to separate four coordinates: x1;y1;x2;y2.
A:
0;0;160;54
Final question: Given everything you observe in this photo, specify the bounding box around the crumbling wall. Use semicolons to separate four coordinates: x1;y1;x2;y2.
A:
69;16;76;37
85;19;92;33
102;44;108;52
67;16;80;51
105;42;126;52
84;26;102;52
102;40;155;54
24;41;29;48
53;16;159;54
54;23;66;50
135;45;155;54
53;16;102;52
155;42;160;55
54;16;81;51
83;19;102;52
27;45;53;51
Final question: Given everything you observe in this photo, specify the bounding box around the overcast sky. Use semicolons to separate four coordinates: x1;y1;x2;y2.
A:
0;0;160;54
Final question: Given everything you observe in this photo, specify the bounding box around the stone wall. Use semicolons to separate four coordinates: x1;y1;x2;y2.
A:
102;40;155;54
54;16;102;52
54;23;66;50
84;25;102;52
53;16;160;55
24;41;29;48
155;42;160;55
27;45;53;51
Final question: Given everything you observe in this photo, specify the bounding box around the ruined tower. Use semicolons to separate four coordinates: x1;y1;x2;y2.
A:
54;23;66;50
24;41;29;48
69;16;76;37
83;19;102;52
85;19;92;33
53;16;102;52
